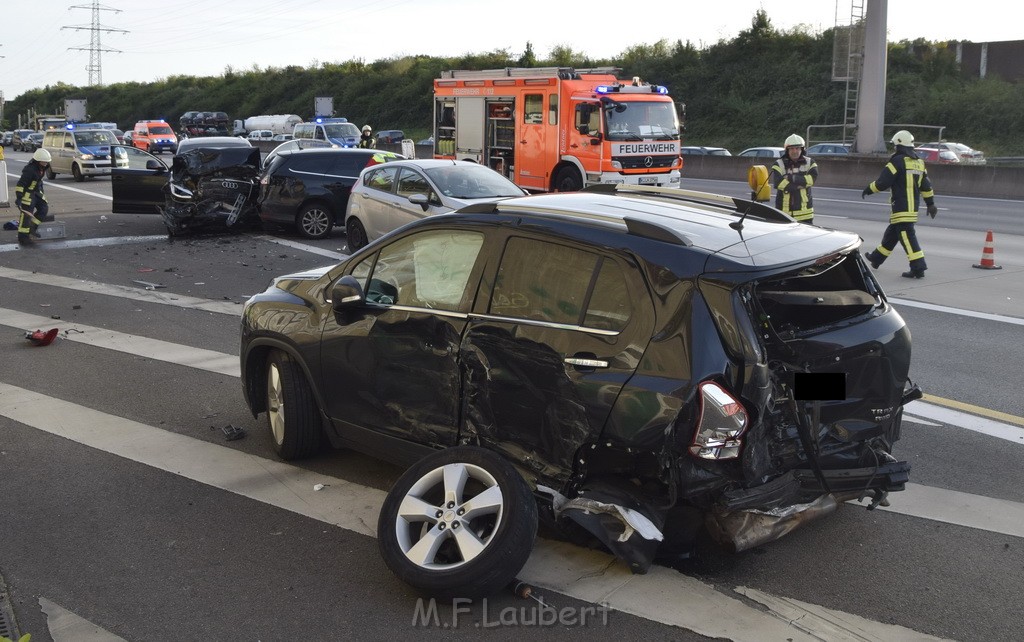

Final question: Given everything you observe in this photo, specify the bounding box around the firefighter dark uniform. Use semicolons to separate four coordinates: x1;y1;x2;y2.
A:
862;130;937;279
358;125;376;149
16;150;52;245
770;135;818;224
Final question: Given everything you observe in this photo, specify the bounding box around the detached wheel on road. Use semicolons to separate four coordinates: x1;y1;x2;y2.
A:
72;163;84;182
296;202;333;239
265;349;322;460
378;446;538;598
345;217;368;251
554;166;583;192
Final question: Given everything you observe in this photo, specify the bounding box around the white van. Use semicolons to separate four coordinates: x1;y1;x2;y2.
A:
42;127;122;181
247;129;274;141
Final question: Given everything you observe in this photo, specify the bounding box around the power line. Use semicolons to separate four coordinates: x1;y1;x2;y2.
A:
63;1;129;87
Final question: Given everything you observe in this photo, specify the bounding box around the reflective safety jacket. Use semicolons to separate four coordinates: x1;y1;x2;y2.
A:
866;148;935;224
770;155;818;221
15;160;47;210
358;134;376;149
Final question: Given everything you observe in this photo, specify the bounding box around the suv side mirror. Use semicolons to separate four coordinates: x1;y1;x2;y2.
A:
331;275;365;310
145;159;166;171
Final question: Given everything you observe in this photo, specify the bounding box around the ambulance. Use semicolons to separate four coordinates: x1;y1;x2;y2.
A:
432;67;683;192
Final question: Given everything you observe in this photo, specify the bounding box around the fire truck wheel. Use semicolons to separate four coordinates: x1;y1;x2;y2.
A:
554;167;583;193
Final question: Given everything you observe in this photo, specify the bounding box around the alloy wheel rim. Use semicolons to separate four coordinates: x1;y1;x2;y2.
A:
267;363;285;445
302;209;330;236
394;462;504;569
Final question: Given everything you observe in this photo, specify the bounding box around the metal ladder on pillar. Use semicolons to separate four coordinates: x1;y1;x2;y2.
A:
832;0;866;144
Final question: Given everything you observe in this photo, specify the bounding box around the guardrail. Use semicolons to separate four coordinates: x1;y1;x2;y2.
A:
680;155;1024;200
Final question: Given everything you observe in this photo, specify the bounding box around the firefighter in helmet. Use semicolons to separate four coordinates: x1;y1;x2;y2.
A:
358;125;376;149
769;134;818;224
16;148;53;246
862;130;938;279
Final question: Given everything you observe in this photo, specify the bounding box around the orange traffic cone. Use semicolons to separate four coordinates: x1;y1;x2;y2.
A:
973;230;1002;270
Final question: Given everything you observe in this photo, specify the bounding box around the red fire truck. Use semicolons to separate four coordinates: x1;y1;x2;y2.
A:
433;67;683;192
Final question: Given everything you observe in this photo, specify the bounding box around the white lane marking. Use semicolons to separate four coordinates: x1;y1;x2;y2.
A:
0;266;243;315
877;483;1024;539
5;169;113;200
39;597;126;642
735;587;947;642
905;400;1024;444
0;235;169;253
1;382;941;642
889;298;1024;326
253;234;347;260
902;414;943;427
0;308;239;377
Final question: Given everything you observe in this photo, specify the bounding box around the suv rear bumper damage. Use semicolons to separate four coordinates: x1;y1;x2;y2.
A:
709;460;911;552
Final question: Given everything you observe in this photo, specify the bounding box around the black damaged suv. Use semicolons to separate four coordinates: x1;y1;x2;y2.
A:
240;185;920;597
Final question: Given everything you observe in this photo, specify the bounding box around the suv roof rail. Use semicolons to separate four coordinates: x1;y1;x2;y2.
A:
455;201;692;246
582;184;793;224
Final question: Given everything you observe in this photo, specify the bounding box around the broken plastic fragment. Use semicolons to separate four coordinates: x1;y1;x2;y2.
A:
221;424;245;441
313;483;326;491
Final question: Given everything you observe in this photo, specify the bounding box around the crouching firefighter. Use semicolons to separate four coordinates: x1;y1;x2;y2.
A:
16;148;52;246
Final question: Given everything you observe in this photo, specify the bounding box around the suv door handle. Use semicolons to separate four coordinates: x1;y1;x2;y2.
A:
564;356;609;369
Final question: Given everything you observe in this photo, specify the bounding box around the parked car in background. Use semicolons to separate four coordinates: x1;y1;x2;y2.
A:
12;129;35;152
738;146;785;158
123;130;134;145
1;131;13;146
239;185;919;598
24;133;45;152
247;129;275;141
345;159;526;251
680;146;731;156
916;141;985;164
416;136;434;146
110;129;125;144
805;143;851;156
914;147;960;164
272;133;293;142
258;148;403;240
375;129;405;145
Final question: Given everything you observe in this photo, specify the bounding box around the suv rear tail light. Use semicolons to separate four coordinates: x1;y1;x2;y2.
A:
690;382;749;460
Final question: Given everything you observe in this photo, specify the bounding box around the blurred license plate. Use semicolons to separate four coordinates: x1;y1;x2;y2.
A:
639;176;657;185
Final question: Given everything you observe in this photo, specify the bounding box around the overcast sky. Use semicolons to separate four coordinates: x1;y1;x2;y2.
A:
2;0;1019;101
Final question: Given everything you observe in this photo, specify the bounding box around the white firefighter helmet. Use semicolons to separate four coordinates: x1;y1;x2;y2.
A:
891;130;914;146
784;134;805;148
33;148;52;163
362;125;372;133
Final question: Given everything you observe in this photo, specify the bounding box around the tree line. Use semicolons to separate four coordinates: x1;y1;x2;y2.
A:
5;11;1021;156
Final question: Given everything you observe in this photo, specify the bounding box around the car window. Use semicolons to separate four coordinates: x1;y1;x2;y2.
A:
366;230;484;311
328;154;372;176
286;156;330;174
396;168;431;199
583;259;632;331
366;166;399;192
492;237;616;327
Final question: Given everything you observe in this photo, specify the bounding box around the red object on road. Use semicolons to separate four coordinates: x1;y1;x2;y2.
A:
25;328;59;346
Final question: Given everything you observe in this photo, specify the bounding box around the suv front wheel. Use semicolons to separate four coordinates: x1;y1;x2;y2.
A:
296;202;334;239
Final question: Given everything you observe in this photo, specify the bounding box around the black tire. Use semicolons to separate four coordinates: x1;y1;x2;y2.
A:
378;446;538;598
72;163;84;182
554;166;584;192
45;166;56;180
265;349;322;460
296;202;334;239
345;217;368;251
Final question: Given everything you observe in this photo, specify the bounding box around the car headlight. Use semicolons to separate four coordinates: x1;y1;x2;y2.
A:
80;154;95;160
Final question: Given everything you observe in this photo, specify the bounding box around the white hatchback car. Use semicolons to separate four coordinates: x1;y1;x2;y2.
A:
738;146;786;158
344;159;526;251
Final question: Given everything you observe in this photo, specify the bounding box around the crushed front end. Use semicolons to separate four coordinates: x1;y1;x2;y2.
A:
161;147;261;234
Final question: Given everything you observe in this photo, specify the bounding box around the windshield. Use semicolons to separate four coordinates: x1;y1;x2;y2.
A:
324;123;360;139
425;164;524;199
604;101;679;141
75;130;117;146
150;125;174;135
